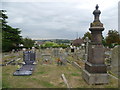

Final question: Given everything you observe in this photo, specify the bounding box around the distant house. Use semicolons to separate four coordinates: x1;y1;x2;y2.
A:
37;41;45;46
72;37;84;46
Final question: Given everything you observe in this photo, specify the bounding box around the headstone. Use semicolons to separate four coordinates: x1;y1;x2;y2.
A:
53;48;59;57
13;51;36;76
82;5;109;84
56;52;67;66
42;54;52;64
23;51;35;65
111;45;120;77
65;47;69;53
59;53;67;65
32;47;36;52
12;49;15;53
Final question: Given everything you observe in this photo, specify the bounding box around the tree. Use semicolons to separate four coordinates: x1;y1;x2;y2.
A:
41;42;59;48
105;30;120;48
1;10;22;52
22;37;35;49
82;31;92;40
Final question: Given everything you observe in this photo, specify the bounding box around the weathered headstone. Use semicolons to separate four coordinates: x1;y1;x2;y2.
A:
65;47;69;53
57;52;67;66
60;53;67;65
111;45;120;77
82;5;109;84
53;48;59;57
42;54;52;64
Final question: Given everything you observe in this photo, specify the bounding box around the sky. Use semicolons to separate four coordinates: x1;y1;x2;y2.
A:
1;0;119;40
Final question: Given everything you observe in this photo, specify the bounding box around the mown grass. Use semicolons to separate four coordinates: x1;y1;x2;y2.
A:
31;78;55;88
2;50;119;88
2;82;12;88
71;73;80;76
36;71;46;74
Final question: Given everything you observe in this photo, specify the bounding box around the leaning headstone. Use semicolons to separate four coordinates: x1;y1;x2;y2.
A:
111;45;120;77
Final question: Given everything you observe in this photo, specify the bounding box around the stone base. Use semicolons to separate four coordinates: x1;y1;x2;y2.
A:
82;69;109;84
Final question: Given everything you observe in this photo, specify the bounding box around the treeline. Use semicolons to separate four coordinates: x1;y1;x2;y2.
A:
1;10;35;52
55;39;71;44
40;42;69;49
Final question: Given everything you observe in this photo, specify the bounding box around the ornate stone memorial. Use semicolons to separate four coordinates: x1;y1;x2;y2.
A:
82;4;109;84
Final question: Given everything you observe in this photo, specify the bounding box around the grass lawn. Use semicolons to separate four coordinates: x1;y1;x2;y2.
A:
2;50;118;88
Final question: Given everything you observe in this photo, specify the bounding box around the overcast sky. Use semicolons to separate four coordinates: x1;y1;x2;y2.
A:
1;0;119;40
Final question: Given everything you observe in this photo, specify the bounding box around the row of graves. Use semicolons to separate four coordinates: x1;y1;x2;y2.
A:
12;48;69;76
41;48;68;66
40;48;67;65
105;45;120;78
13;51;36;76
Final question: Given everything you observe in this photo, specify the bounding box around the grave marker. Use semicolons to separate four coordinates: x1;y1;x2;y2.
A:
53;48;59;57
82;5;109;84
23;51;35;65
84;37;91;61
42;54;52;64
111;45;120;77
13;51;36;76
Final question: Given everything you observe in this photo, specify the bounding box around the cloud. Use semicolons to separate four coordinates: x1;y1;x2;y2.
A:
1;0;119;39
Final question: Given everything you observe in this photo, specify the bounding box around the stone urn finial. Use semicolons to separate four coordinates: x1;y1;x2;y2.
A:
90;4;103;27
95;4;99;10
93;4;101;22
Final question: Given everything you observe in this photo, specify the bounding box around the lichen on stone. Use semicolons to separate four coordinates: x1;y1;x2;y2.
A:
91;21;103;27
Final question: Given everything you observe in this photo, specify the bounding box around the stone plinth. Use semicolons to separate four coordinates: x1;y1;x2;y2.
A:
82;69;109;84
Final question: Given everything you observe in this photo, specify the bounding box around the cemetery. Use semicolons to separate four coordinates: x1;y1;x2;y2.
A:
1;4;119;89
